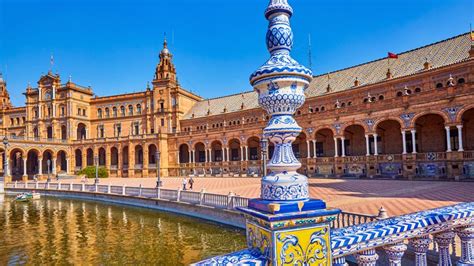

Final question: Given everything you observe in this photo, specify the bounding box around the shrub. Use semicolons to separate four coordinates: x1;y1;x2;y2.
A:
78;166;108;179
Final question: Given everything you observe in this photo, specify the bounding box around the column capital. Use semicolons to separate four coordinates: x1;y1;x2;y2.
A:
456;124;463;129
383;242;407;266
445;126;451;130
410;129;416;133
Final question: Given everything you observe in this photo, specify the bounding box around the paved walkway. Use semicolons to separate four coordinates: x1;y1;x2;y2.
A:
77;177;474;216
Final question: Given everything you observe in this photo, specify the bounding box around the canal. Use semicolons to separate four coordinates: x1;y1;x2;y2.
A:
0;194;246;265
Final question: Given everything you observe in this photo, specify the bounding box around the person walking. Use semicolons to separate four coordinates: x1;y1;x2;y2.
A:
189;177;194;190
182;177;187;190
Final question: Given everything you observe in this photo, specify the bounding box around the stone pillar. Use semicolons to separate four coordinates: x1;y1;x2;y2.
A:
355;248;379;266
411;129;417;154
208;148;212;162
38;158;43;175
188;150;192;163
306;140;310;158
4;155;10;177
409;235;431;266
341;137;346;157
365;134;370;156
226;147;230;162
52;158;57;175
334;137;339;157
433;230;455;266
457;125;464;152
204;149;208;163
23;158;28;180
445;126;452;152
401;131;407;154
312;139;317;158
66;158;70;174
240;146;244;161
455;225;474;265
373;133;379;155
383;242;407;266
245;146;249;161
192;150;195;163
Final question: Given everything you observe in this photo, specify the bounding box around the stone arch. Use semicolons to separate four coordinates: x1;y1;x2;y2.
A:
455;104;474;123
148;144;157;164
98;147;106;166
42;149;54;175
410;111;449;128
9;148;25;178
314;126;337;136
57;150;68;173
461;107;474;151
228;138;241;161
414;113;446;152
315;128;335;157
194;142;206;163
293;132;307;159
77;123;87;140
179;143;190;163
110;147;119;167
247;136;260;160
373;117;404;131
376;119;402;154
75;149;83;168
86;148;94;166
343;124;366;156
26;149;40;177
135;145;143;165
211;140;223;162
340;122;369;134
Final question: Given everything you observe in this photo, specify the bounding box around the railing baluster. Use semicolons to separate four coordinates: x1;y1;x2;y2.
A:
434;231;456;266
410;235;431;266
333;256;347;266
355;248;379;266
454;225;474;265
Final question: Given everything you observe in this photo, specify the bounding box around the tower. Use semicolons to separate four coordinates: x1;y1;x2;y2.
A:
0;73;12;109
153;38;177;84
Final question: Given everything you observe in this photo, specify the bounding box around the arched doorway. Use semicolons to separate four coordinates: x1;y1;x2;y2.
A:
343;125;366;156
122;146;129;170
42;150;54;176
86;148;94;166
376;120;402;154
292;133;307;158
247;137;260;161
315;128;335;157
461;108;474;151
111;147;119;167
57;151;68;173
9;148;24;179
135;145;143;166
61;125;67;140
229;139;241;161
179;144;189;163
211;141;223;162
77;123;87;140
148;144;157;165
98;148;106;166
415;114;446;152
75;149;83;169
26;150;39;177
194;142;205;163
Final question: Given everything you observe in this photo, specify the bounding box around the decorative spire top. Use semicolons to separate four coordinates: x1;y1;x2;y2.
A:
161;34;170;56
0;72;3;84
265;0;293;19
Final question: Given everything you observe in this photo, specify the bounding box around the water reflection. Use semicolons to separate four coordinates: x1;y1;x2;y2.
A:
0;196;246;265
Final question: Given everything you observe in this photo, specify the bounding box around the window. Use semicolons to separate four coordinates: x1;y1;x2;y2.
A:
128;105;133;115
105;108;110;118
61;106;65;116
113;107;117;117
16;118;19;125
415;87;421;93
397;91;403;97
78;108;81;115
98;109;103;118
137;104;142;114
457;78;465;84
436;82;443;88
320;106;325;111
159;102;164;112
120;106;125;116
378;95;384;100
161;119;165;126
98;125;104;138
134;123;139;135
115;123;122;137
82;109;86;116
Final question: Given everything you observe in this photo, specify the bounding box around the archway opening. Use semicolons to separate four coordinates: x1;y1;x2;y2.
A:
57;151;67;173
211;141;223;162
98;148;106;166
229;139;241;161
462;108;474;151
77;123;87;140
415;114;446;152
27;150;39;177
343;125;366;156
376;120;402;154
315;128;335;157
179;144;189;163
195;142;206;163
86;148;94;166
75;149;83;169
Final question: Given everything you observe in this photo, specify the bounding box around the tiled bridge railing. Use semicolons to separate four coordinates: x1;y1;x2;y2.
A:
6;181;375;229
195;202;474;265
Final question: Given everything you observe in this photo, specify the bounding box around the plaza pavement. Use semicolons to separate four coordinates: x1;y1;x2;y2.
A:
82;177;474;217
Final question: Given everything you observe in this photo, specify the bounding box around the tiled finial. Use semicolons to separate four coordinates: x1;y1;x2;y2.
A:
386;68;392;79
423;57;431;70
354;77;360;87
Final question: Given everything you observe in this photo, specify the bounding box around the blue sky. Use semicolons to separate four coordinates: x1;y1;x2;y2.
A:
0;0;472;106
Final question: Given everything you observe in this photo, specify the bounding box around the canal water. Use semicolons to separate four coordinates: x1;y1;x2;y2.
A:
0;194;246;265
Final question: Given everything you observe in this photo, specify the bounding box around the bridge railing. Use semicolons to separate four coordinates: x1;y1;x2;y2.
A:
5;181;375;227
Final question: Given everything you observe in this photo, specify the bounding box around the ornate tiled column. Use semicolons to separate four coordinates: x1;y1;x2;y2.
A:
383;242;407;266
434;230;455;266
237;1;340;265
355;249;379;266
455;225;474;265
409;235;431;266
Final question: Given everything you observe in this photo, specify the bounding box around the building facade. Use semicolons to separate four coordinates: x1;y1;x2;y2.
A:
1;33;474;181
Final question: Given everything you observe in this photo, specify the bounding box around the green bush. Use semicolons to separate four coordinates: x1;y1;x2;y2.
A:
78;166;108;179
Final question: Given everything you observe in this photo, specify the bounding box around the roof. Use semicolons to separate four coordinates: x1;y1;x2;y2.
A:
182;32;472;119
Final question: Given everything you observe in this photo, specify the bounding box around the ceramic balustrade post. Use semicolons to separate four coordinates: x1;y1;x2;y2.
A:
94;183;98;193
57;182;61;190
107;184;111;194
122;185;126;195
434;230;456;266
455;225;474;265
199;189;205;205
333;256;347;266
355;248;379;266
383;242;407;266
69;183;72;191
156;187;160;199
177;188;181;202
81;183;85;192
227;192;235;210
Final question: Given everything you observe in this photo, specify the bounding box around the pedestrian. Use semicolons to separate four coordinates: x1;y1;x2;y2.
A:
182;177;187;190
189;176;194;190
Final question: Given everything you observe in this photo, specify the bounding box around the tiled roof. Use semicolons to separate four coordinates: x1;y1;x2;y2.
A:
183;33;472;119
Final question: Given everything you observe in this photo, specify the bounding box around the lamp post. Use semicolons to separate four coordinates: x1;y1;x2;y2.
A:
260;138;268;177
47;159;51;182
94;155;99;184
155;151;162;188
2;136;9;180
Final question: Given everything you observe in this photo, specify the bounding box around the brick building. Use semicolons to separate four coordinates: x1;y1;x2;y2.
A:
1;33;474;181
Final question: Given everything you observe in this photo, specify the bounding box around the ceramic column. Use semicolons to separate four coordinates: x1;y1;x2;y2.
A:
383;242;407;266
409;235;431;266
355;248;379;266
455;225;474;265
433;230;455;266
